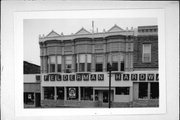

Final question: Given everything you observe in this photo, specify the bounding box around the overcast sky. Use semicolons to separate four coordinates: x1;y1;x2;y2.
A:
24;18;157;65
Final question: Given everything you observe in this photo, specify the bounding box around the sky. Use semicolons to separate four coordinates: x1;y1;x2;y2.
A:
24;18;157;65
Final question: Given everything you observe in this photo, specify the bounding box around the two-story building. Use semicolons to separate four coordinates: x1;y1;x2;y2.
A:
38;25;159;108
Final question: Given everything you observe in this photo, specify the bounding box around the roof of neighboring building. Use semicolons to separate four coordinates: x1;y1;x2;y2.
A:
24;61;40;74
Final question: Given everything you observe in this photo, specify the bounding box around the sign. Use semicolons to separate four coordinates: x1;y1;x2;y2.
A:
43;73;158;82
68;88;76;98
131;74;138;81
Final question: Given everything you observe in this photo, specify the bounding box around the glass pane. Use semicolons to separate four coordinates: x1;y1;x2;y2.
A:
50;56;56;64
96;56;103;63
79;54;85;63
87;54;91;63
57;56;62;64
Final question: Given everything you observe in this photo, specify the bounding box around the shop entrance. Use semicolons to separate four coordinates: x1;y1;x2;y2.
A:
35;93;41;107
103;91;109;103
95;89;114;103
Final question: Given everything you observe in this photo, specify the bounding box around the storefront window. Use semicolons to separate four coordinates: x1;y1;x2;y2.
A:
67;87;78;100
44;87;54;100
138;82;148;99
65;56;72;73
80;87;93;100
115;87;129;95
150;82;159;99
57;87;64;100
24;92;34;105
57;56;62;72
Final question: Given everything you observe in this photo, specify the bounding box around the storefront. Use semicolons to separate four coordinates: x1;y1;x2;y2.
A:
40;71;158;107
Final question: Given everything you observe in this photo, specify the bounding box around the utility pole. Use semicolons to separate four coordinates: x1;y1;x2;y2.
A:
108;63;112;108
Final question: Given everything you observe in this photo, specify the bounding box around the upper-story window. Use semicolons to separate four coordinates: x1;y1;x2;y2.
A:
49;56;56;72
96;55;103;72
87;54;91;72
112;55;118;71
142;44;151;63
65;56;72;73
120;56;125;71
79;54;85;72
57;56;62;72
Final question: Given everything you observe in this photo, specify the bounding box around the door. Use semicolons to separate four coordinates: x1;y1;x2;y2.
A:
103;91;109;103
35;93;41;107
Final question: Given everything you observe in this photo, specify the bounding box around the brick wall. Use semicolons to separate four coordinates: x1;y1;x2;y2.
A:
133;35;158;69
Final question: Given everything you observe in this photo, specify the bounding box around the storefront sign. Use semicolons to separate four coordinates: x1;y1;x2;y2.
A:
123;74;129;81
147;74;154;81
139;74;146;81
131;74;138;81
156;74;159;81
115;73;158;81
44;73;158;82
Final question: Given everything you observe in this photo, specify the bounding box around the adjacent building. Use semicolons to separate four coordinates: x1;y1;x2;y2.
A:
38;24;159;107
24;61;41;108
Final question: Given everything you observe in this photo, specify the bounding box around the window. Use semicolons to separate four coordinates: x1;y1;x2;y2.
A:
96;56;103;72
57;56;62;72
150;82;159;99
87;54;91;72
79;54;85;72
120;61;125;71
65;56;72;73
49;56;55;72
115;87;129;95
80;87;93;100
112;55;118;71
44;87;54;100
57;87;64;100
142;44;151;63
24;92;34;105
138;82;148;99
67;87;78;100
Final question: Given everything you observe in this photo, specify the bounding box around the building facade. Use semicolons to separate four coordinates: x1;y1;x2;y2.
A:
39;25;159;107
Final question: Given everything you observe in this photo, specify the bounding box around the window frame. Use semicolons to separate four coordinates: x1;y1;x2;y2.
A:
142;44;151;63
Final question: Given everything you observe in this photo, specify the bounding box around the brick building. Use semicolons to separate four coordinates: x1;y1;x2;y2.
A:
38;25;159;107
